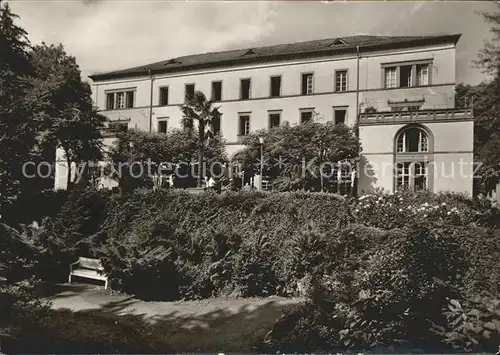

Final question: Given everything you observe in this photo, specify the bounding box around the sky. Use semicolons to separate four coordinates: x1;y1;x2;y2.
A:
7;0;500;85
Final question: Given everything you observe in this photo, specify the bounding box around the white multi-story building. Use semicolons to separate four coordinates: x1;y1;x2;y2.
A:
55;33;474;195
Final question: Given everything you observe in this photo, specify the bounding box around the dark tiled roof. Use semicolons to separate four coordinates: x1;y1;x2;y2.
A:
90;34;461;81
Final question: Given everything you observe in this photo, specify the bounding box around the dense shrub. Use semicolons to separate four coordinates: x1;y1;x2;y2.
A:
84;188;500;301
434;296;500;353
0;223;50;353
26;187;113;282
95;189;370;299
261;222;467;353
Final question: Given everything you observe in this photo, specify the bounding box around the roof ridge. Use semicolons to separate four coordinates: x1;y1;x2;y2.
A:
144;34;450;65
90;33;461;80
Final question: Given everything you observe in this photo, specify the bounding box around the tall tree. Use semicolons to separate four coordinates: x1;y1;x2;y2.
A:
180;91;221;187
0;1;37;219
237;121;360;192
476;3;500;77
107;128;227;192
29;44;106;189
471;5;500;194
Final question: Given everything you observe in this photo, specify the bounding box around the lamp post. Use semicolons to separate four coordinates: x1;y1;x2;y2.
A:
258;136;264;191
199;133;210;188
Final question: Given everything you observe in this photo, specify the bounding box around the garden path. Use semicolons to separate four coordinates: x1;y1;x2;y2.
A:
43;283;304;352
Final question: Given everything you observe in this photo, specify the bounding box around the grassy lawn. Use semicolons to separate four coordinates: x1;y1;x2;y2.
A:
27;283;303;353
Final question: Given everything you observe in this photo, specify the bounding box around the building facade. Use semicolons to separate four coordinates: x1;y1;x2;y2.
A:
54;34;474;195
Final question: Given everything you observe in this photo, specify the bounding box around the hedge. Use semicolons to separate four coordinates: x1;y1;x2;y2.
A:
79;189;500;300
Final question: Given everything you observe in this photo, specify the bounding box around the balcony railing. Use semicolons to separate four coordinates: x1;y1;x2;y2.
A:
359;108;473;125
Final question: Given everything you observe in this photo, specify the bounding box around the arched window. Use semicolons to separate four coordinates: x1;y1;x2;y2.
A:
396;127;428;153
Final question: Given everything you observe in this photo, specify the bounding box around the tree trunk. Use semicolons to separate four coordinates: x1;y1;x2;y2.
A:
319;150;324;192
198;148;203;188
320;167;324;192
198;120;205;188
65;152;72;191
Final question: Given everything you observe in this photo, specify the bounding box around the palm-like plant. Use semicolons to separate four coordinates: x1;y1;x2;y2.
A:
180;91;221;187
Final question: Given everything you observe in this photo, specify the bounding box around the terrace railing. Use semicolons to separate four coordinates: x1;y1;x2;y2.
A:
359;108;473;125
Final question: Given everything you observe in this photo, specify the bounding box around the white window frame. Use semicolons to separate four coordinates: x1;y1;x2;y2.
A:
382;61;431;89
396;162;428;191
105;89;135;110
238;114;250;136
385;67;397;88
302;73;314;95
396;162;411;190
396;128;429;153
116;92;125;109
417;64;429;86
414;162;428;190
335;70;348;92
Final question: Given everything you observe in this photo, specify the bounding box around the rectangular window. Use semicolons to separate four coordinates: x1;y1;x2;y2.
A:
239;114;250;136
269;112;281;129
159;87;169;106
212;81;222;102
108;122;128;133
116;92;125;109
334;109;347;124
185;84;195;102
105;90;135;110
385;67;397;88
396;162;411;190
419;131;428;152
417;64;429;86
211;115;221;135
407;106;420;112
399;65;412;88
126;91;134;108
300;110;313;124
414;162;428;190
392;106;404;113
106;93;115;110
301;73;314;95
397;133;405;153
157;119;168;134
270;76;281;97
240;79;251;100
335;70;348;92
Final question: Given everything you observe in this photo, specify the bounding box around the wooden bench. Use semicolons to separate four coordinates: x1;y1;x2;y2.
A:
69;257;108;289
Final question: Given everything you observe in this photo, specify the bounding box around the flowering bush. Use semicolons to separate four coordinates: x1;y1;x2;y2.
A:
352;190;499;229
